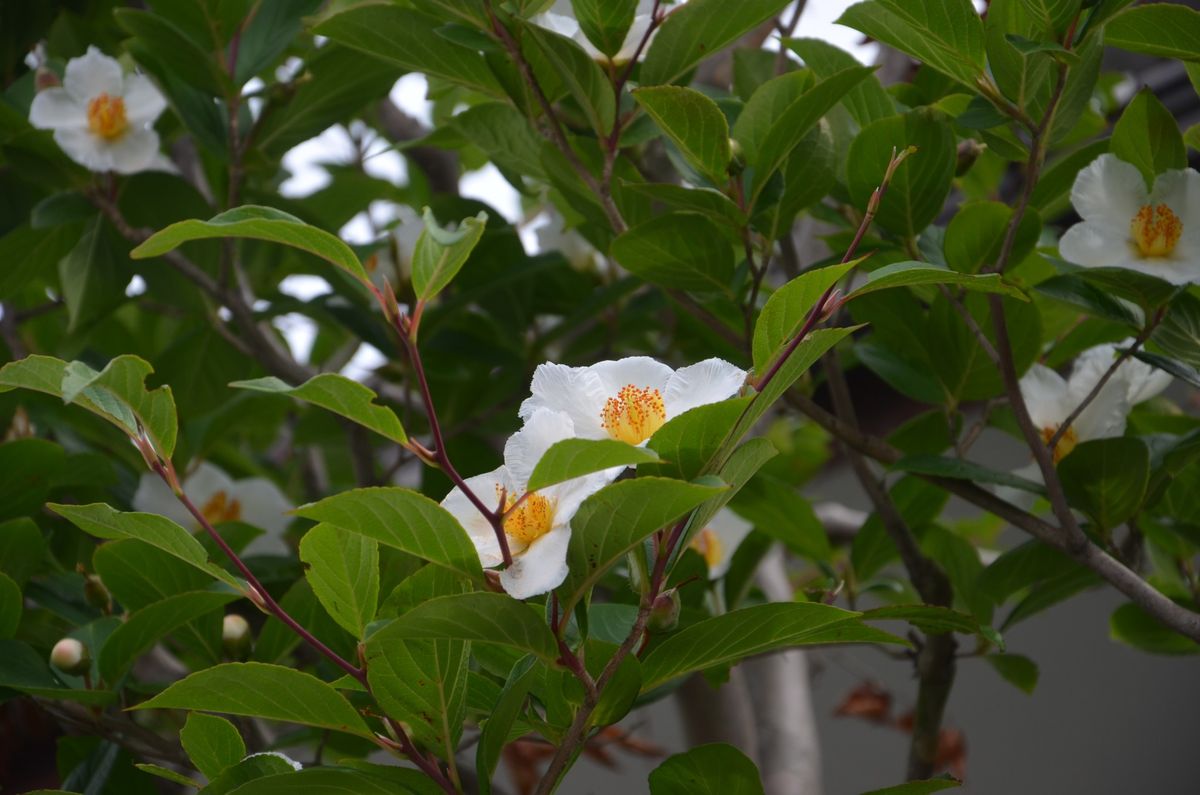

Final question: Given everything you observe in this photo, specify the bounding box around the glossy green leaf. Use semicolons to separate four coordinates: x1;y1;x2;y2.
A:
299;524;379;638
223;766;440;795
0;639;115;706
476;656;537;795
137;663;372;737
943;201;1042;274
0;572;20;638
1151;291;1200;368
1058;437;1149;530
611;212;735;292
527;438;661;492
231;374;406;444
131;206;370;286
649;743;764;795
838;0;985;86
525;24;616;138
785;38;894;125
412;208;488;300
639;397;753;482
893;454;1045;493
862;604;982;636
1105;3;1200;62
633;86;731;183
294;488;484;582
0;225;79;299
204;754;299;795
641;603;904;690
849;262;1027;300
985;653;1039;694
753;261;857;371
1110;89;1187;187
98;591;238;684
1110;601;1200;655
571;0;638;58
180;712;246;781
640;0;793;86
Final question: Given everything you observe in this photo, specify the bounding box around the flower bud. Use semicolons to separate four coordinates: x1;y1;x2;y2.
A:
34;67;60;92
50;638;90;676
222;614;253;659
728;138;746;175
647;589;681;633
83;574;112;613
955;138;986;177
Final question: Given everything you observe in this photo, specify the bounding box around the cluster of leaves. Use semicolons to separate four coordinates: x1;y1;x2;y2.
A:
1;0;1200;793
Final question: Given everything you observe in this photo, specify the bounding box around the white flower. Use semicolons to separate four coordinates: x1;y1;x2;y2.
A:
534;0;666;65
1059;154;1200;285
519;356;747;446
1070;338;1173;407
440;409;609;599
132;461;292;556
689;509;753;579
365;205;423;291
29;46;166;175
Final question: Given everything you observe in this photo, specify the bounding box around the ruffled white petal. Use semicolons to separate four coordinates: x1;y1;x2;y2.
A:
663;358;746;417
106;127;161;174
1019;364;1069;430
1058;222;1134;269
441;467;510;568
131;473;195;529
1068;375;1129;442
181;462;235;506
230;478;292;555
28;88;86;130
1072;339;1172;406
1071;154;1148;225
63;46;124;104
500;525;571;599
589;356;673;397
543;471;610;526
503;408;576;489
705;509;754;579
52;128;112;172
520;363;608;438
1151;166;1200;220
121;73;166;125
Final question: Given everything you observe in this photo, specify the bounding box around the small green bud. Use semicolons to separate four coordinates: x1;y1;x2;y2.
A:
50;638;91;676
647;589;681;632
222;614;253;659
728;138;746;175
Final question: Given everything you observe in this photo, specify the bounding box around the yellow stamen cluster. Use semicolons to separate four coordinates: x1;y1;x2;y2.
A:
1131;203;1182;258
689;527;723;571
600;384;666;445
1041;425;1079;464
500;489;555;546
200;491;242;525
87;92;128;140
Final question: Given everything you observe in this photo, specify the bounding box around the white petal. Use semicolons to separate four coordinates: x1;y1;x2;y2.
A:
503;408;576;490
1069;375;1129;442
1071;154;1148;225
663;358;747;417
122;73;166;125
106;127;161;175
63;46;124;104
28;88;86;130
1150;166;1200;222
1072;339;1172;406
1018;364;1069;430
182;462;235;505
131;473;195;529
53;128;113;172
230;477;292;555
519;362;608;439
1058;221;1133;269
705;509;754;579
441;467;510;568
500;525;571;599
543;471;610;525
589;356;673;396
616;13;655;62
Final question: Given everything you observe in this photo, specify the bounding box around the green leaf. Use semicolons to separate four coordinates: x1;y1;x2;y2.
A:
837;0;985;87
0;572;20;639
373;592;558;664
204;754;299;795
224;766;440;795
131;206;370;286
115;8;231;95
527;439;661;492
524;24;616;138
57;217;128;333
0;225;79;300
135;763;198;788
476;657;537;795
1074;267;1177;313
649;744;764;795
48;503;239;589
1110;88;1187;187
136;663;373;737
862;604;982;636
299;524;379;639
753;261;857;371
639;397;754;482
641;603;903;690
749;66;876;203
1151;291;1200;369
412;208;488;301
98;591;239;684
571;0;638;58
861;780;961;795
730;476;831;562
314;5;504;96
180;712;246;781
846;111;957;238
1105;3;1200;62
633;86;731;184
0;440;64;522
450;103;546;180
1036;274;1141;328
745;327;859;428
985;653;1039;694
943;202;1042;274
561;478;725;615
294;488;483;582
1058;437;1149;530
231;375;406;444
847;262;1027;301
640;0;793;86
927;293;1041;402
611;212;735;292
785;38;894;126
1110;601;1200;655
0;639;115;706
893;454;1045;493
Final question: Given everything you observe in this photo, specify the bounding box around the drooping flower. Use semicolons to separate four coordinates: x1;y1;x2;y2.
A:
1059;154;1200;285
519;357;747;447
440;409;610;599
689;508;754;579
132;461;292;555
533;0;668;65
29;46;166;174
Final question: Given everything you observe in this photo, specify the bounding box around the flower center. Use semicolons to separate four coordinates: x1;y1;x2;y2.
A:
1040;425;1079;464
600;384;666;445
87;93;128;140
200;490;242;525
1130;204;1182;258
689;527;723;570
501;491;555;547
